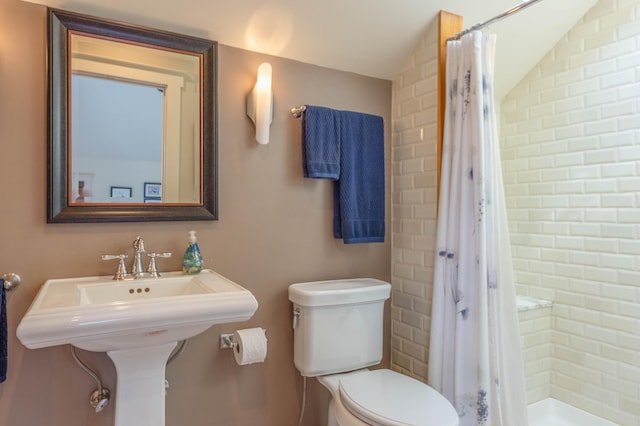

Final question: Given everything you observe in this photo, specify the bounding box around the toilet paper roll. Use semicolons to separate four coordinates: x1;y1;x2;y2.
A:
233;328;267;365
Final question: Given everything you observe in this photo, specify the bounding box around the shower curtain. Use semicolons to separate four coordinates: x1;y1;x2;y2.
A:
427;31;528;426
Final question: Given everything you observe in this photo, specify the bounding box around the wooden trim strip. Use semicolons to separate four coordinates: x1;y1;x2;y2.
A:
437;11;463;205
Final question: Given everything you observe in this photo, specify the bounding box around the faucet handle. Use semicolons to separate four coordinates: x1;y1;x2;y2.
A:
102;254;129;280
146;252;172;278
132;235;145;253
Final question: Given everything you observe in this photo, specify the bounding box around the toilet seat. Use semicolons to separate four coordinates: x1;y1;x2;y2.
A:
336;369;458;426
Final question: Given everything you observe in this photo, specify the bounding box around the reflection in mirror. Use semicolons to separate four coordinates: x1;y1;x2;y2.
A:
71;75;164;203
48;8;217;222
70;34;201;205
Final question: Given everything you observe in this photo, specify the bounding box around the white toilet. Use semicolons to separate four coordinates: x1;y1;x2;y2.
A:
289;278;459;426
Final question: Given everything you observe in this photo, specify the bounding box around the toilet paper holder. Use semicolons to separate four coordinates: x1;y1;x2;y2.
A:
219;329;267;349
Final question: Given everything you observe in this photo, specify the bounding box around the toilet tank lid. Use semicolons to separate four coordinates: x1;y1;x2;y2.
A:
288;278;391;307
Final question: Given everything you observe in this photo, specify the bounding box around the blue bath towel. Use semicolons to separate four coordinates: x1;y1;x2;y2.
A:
301;106;385;243
333;111;385;243
0;279;6;383
302;106;340;179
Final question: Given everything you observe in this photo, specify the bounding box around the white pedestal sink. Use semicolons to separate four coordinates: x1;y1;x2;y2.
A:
17;269;258;426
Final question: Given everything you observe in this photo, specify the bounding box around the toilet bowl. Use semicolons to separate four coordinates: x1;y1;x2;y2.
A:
289;278;458;426
319;369;459;426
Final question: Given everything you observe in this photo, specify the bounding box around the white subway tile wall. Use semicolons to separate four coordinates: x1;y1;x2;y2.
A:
390;18;439;380
391;0;639;425
501;0;640;424
519;305;553;404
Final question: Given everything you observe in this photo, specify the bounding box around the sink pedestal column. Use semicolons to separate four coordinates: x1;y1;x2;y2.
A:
107;342;178;426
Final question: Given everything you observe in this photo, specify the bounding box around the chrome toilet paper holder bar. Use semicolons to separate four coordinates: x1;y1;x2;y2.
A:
219;329;266;349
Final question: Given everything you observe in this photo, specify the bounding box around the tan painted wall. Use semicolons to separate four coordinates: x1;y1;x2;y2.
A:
0;0;392;424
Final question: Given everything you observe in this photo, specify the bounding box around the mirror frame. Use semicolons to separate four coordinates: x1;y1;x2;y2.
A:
47;8;218;223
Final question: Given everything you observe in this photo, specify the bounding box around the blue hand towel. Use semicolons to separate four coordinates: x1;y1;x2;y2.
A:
300;105;385;244
333;111;385;243
302;106;340;179
0;279;6;383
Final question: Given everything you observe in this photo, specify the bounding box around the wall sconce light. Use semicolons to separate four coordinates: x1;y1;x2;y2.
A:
247;62;273;145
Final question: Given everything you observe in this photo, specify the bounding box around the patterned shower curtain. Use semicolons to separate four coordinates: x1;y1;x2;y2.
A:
427;31;528;426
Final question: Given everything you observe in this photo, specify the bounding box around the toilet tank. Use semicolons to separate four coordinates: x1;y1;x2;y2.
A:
288;278;391;377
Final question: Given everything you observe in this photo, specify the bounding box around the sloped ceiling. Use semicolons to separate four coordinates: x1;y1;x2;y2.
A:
22;0;598;99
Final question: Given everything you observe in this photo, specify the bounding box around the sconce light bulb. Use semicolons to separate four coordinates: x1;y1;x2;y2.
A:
254;62;273;145
256;62;272;90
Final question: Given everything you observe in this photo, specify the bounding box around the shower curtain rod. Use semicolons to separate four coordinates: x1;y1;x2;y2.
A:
447;0;546;41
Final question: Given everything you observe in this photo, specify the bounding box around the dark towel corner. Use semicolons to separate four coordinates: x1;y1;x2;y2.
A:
0;279;7;383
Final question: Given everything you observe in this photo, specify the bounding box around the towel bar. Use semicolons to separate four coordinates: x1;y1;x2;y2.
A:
291;105;306;120
2;273;20;291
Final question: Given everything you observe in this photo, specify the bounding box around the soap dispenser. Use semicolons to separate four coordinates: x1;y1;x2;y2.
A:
182;230;203;274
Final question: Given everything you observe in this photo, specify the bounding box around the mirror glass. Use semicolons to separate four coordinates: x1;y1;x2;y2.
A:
48;9;218;222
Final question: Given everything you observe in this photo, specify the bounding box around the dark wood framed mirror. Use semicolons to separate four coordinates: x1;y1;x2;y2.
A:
48;8;217;223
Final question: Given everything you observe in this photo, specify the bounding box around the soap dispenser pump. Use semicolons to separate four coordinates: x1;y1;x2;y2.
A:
182;230;203;274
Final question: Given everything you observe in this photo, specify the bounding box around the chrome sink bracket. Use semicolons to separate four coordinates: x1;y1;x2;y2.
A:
101;254;129;280
69;345;111;413
146;252;172;278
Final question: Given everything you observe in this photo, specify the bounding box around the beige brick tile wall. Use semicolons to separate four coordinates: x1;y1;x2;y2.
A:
519;305;553;404
501;0;640;424
390;17;439;381
392;1;639;424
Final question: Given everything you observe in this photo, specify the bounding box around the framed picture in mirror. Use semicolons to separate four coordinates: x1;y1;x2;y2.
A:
111;186;132;199
144;182;162;202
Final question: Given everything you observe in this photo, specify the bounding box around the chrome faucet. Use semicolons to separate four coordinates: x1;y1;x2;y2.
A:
131;235;146;279
103;235;171;280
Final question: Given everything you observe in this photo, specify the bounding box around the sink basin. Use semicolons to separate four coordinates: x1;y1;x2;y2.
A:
78;275;212;305
17;269;258;352
17;269;258;426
